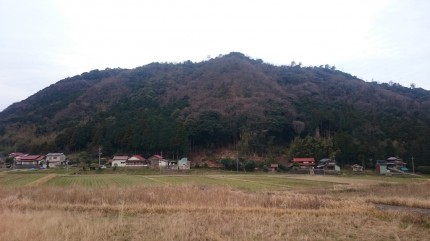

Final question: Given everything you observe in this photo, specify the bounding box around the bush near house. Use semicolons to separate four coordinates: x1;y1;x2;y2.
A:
244;160;256;172
278;164;289;172
416;166;430;174
220;158;243;171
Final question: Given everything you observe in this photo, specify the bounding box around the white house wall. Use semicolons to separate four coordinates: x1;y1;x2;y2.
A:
112;160;127;167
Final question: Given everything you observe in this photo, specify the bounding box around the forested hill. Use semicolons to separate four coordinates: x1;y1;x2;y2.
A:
1;52;429;166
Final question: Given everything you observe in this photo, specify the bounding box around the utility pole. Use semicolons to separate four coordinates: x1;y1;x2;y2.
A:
236;140;239;173
98;146;102;167
411;156;415;174
236;151;239;173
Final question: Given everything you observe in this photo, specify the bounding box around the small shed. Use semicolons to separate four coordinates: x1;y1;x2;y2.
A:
159;159;168;168
351;164;363;172
178;157;191;170
270;164;279;172
376;160;387;175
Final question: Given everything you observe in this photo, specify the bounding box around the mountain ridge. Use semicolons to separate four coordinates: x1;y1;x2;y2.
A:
1;52;429;166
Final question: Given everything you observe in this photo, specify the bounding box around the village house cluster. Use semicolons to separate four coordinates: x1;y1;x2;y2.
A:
9;152;67;169
288;156;408;175
288;157;340;174
375;157;408;175
110;155;191;170
7;152;191;170
4;151;408;175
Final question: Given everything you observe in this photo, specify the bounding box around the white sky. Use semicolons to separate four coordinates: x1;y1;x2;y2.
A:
1;0;429;111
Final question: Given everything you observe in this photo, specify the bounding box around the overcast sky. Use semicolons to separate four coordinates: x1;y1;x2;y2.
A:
1;0;429;111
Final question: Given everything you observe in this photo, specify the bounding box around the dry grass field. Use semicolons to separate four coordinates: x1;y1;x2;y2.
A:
0;171;429;241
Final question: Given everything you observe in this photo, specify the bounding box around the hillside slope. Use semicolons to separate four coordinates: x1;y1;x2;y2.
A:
1;52;429;166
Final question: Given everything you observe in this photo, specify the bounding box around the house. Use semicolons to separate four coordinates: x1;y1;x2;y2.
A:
126;155;147;167
270;164;279;172
111;156;129;167
316;158;340;174
178;157;191;170
46;153;66;168
15;155;45;168
147;155;168;168
291;158;316;168
386;157;407;171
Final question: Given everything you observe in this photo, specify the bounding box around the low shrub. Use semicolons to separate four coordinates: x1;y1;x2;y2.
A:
416;166;430;174
220;158;242;171
244;160;256;172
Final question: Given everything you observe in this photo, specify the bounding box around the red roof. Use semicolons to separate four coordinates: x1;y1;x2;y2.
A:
131;155;145;160
127;155;145;162
293;158;315;162
292;158;315;166
20;155;45;161
149;155;163;159
113;156;129;160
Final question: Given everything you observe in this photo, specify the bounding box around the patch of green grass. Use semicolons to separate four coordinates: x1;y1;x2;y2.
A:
150;174;269;190
231;175;333;188
151;175;213;185
42;174;292;190
46;174;158;187
65;167;164;175
0;174;47;186
103;167;162;175
147;175;330;191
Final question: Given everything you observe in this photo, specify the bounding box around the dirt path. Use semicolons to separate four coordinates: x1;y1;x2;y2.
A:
281;175;391;185
141;176;169;184
26;174;58;186
375;204;430;216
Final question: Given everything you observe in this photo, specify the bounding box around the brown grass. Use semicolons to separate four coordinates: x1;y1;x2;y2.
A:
0;180;429;240
0;185;367;210
304;180;430;209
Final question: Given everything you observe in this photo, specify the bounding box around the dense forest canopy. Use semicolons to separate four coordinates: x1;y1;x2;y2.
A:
0;52;429;166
